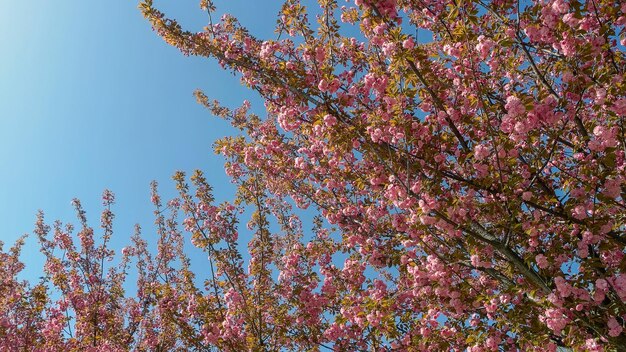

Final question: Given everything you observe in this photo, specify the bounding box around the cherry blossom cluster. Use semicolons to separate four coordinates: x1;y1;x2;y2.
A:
0;0;624;350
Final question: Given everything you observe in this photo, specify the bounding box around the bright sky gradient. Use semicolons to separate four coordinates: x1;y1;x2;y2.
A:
0;1;282;277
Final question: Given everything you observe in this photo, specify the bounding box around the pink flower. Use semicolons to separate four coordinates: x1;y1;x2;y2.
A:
471;254;481;267
402;37;415;49
572;205;588;220
551;0;569;14
559;33;577;57
323;114;338;127
596;278;609;291
473;144;490;161
608;316;623;337
535;254;549;269
554;276;572;297
610;98;626;116
543;308;569;334
505;96;525;117
318;79;329;92
475;35;494;59
563;13;580;28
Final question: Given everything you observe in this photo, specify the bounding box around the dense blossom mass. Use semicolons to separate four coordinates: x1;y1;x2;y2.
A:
1;0;626;350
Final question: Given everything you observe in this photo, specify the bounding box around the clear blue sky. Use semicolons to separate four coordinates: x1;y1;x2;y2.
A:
0;1;283;277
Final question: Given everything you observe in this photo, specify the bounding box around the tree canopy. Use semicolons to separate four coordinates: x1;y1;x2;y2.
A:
1;0;626;350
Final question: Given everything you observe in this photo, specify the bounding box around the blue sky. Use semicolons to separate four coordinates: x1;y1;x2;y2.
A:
0;1;283;278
